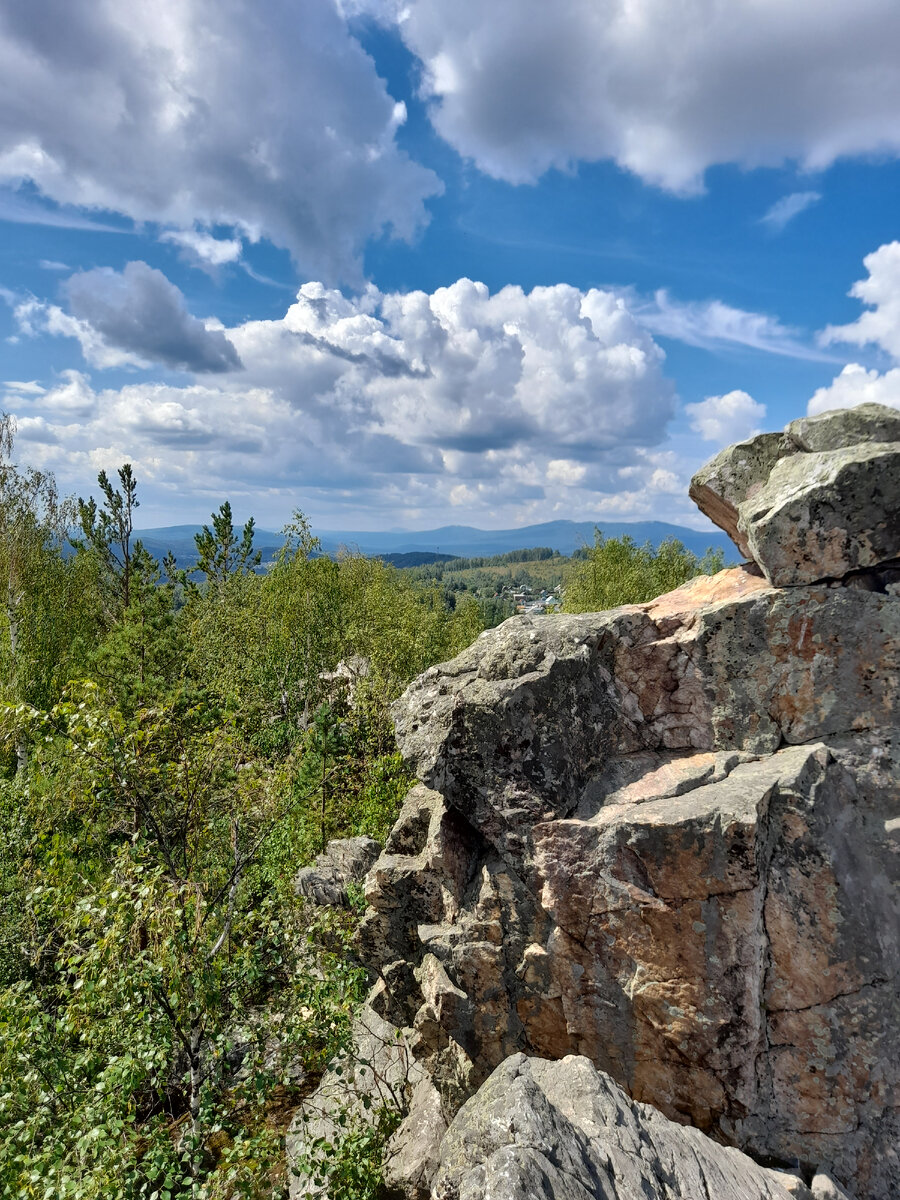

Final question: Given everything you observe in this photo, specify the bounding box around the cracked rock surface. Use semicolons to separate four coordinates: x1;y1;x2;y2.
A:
432;1053;820;1200
360;562;899;1198
351;408;900;1199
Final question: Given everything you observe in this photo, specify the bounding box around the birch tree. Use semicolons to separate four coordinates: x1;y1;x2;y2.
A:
0;413;72;770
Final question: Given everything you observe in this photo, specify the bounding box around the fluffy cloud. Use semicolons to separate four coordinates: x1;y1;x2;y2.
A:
821;242;900;359
65;262;242;373
12;297;144;369
0;0;439;281
364;0;900;191
5;278;690;526
14;262;242;372
808;363;900;416
228;279;673;459
685;390;766;444
808;242;900;416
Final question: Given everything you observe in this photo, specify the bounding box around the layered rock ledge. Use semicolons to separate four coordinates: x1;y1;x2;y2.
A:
359;561;898;1198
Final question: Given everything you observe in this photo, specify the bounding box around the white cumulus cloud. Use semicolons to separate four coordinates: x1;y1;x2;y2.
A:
685;390;766;444
227;279;673;458
808;363;900;416
546;459;587;486
821;241;900;360
0;0;440;282
809;242;900;417
5;278;690;526
366;0;900;191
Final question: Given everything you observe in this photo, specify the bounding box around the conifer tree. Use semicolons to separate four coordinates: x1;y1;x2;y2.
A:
192;500;261;585
75;463;144;619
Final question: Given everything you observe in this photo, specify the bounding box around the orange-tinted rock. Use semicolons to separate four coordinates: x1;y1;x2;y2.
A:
365;560;900;1198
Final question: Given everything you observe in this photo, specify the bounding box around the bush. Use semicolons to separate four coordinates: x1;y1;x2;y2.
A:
563;534;724;613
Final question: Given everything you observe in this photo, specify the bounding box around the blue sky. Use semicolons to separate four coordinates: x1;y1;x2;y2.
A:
2;0;900;532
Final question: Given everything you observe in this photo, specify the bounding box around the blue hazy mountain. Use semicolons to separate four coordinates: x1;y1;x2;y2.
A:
135;519;737;568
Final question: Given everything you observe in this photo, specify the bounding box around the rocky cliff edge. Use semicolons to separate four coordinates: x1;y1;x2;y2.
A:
292;405;900;1200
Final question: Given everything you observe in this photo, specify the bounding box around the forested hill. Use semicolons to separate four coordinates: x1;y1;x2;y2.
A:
137;518;736;569
318;519;736;560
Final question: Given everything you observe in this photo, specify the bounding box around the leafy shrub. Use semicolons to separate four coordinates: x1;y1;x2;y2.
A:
563;534;724;613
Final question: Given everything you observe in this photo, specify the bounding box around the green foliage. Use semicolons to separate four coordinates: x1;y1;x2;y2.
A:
75;463;144;620
475;595;516;627
562;533;725;613
0;686;367;1198
86;562;187;715
184;548;483;755
0;416;106;772
410;545;558;575
263;724;412;884
0;451;492;1198
292;1100;402;1200
192;502;262;586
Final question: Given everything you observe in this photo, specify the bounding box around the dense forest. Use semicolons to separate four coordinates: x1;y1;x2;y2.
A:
0;419;722;1199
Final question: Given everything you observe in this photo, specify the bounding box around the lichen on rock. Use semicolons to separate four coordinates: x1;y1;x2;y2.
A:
689;402;900;586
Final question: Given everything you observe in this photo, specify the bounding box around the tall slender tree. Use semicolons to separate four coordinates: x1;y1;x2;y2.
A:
74;464;188;714
192;500;261;585
75;463;144;619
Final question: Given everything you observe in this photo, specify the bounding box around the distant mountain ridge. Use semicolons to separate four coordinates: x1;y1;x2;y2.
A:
135;519;737;568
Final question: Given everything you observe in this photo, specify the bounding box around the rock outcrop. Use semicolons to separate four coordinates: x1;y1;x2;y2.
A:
689;402;900;586
432;1053;827;1200
355;407;900;1200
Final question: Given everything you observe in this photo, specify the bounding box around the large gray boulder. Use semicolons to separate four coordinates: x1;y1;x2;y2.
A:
432;1054;820;1200
689;403;900;586
359;564;900;1199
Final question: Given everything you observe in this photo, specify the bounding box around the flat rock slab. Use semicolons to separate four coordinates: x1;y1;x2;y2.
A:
689;402;900;586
